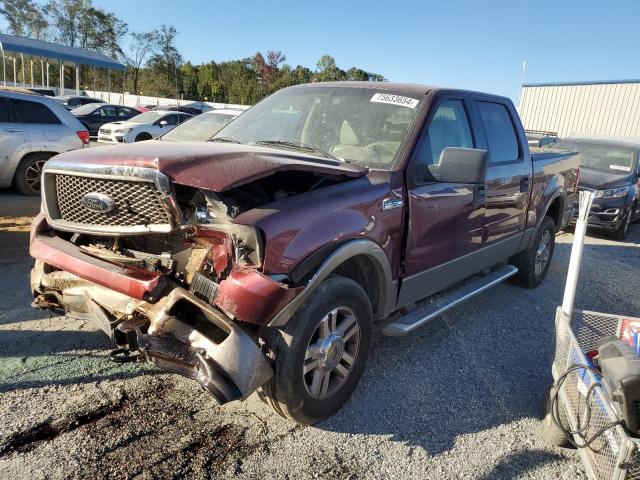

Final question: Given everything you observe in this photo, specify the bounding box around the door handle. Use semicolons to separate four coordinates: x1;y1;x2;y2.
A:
473;184;486;204
520;176;530;193
2;128;23;133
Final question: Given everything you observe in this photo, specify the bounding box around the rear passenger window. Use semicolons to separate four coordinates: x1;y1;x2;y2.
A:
100;106;117;117
9;99;61;124
478;102;519;163
164;115;178;126
415;99;473;166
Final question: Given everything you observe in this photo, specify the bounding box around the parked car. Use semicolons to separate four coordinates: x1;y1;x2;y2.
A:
549;135;640;240
71;103;140;137
0;88;88;195
135;104;156;112
54;95;105;110
160;109;243;141
97;110;192;143
153;104;202;115
30;82;579;424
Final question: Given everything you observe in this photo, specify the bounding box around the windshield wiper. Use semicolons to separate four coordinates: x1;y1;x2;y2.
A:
209;136;241;144
255;140;342;161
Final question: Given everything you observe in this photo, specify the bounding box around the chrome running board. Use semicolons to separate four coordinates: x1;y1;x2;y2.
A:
383;265;518;336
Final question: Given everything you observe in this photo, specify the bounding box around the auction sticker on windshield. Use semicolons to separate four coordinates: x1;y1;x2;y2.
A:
370;93;419;108
610;165;631;172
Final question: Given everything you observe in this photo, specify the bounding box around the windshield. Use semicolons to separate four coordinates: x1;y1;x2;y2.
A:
550;140;637;173
129;112;164;124
71;103;100;115
213;86;423;169
162;112;237;142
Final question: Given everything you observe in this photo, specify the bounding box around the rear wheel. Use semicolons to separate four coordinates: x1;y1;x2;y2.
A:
13;153;51;195
135;132;152;142
259;276;372;425
511;216;556;288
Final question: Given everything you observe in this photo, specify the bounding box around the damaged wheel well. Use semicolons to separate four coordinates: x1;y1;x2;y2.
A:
332;254;384;320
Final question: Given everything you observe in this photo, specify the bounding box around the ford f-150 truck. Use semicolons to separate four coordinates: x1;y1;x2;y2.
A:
30;82;579;424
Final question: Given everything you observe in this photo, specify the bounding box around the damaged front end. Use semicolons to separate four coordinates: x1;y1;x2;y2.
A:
30;246;275;404
29;158;336;403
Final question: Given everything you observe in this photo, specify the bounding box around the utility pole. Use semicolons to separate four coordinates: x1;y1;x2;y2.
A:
517;60;527;108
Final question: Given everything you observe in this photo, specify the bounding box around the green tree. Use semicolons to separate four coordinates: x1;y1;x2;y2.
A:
0;0;48;39
125;29;159;93
146;25;182;97
315;54;345;82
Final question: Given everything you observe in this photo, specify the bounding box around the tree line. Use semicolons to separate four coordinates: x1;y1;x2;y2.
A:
0;0;385;104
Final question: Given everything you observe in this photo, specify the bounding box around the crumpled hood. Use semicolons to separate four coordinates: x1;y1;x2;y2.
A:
47;141;367;191
579;167;634;190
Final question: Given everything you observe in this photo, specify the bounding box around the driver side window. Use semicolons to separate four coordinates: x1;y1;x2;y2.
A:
415;100;473;167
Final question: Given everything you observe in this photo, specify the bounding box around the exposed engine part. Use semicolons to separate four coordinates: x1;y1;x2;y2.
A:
184;248;209;283
109;348;140;363
190;271;220;305
80;244;174;272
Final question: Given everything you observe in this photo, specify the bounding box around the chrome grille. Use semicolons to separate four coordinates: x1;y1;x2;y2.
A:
54;174;171;227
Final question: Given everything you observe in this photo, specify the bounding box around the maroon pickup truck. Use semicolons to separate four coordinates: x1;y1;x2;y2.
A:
30;82;579;424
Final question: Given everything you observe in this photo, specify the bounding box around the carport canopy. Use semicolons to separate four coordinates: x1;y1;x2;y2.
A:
0;32;125;95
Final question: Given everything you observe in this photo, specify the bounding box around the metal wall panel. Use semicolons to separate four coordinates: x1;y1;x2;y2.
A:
518;81;640;137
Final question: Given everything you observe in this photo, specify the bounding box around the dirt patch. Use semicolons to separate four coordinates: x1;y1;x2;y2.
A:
0;216;32;232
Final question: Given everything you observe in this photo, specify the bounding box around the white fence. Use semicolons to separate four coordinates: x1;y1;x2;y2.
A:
6;81;250;112
85;90;250;112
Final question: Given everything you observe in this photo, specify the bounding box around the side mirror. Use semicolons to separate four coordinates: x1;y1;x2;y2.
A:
421;147;488;184
159;120;168;127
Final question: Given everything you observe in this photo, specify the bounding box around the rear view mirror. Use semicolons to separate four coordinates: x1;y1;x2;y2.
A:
421;147;488;184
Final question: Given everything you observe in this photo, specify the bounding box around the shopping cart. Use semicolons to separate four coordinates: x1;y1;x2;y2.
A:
544;191;640;480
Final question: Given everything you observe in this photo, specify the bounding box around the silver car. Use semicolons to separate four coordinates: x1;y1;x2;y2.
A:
0;88;88;195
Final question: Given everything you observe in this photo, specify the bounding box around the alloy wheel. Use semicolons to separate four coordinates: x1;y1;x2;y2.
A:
303;307;360;399
25;159;47;193
535;230;551;276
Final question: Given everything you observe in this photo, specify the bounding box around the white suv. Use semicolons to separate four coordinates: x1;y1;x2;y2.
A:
98;110;192;143
0;88;89;195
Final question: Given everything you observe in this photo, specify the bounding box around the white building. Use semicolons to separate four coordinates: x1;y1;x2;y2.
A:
518;79;640;138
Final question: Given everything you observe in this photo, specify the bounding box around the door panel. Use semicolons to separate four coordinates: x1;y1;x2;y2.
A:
402;97;484;277
404;183;484;275
477;101;531;245
484;163;530;243
0;98;30;184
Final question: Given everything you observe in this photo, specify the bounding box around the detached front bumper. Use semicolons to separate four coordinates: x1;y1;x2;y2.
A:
30;231;274;404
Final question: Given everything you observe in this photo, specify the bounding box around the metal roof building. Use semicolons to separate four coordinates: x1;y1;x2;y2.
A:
518;79;640;138
0;33;125;95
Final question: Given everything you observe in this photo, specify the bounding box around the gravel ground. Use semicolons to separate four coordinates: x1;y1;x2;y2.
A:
1;200;638;479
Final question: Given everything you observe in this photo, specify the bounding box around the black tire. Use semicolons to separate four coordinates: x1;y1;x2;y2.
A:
13;153;51;195
542;386;570;448
611;206;633;241
511;216;556;288
259;276;372;425
135;133;152;142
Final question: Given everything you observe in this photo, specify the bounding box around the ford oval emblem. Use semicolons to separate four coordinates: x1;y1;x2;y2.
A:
80;192;115;213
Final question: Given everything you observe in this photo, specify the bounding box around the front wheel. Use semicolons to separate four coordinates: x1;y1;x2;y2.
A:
511;216;556;288
259;276;372;424
611;206;633;241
